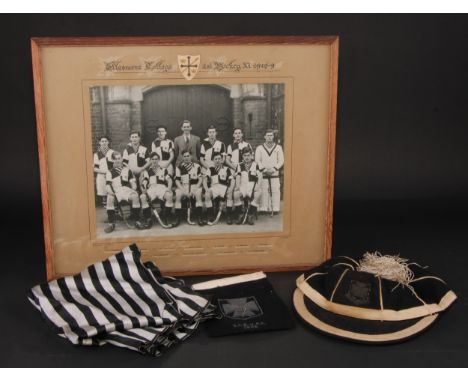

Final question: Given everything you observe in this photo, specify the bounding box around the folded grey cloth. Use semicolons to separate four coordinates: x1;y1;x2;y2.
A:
28;243;217;356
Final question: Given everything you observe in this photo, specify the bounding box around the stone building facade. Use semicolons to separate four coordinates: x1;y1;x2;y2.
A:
90;83;285;153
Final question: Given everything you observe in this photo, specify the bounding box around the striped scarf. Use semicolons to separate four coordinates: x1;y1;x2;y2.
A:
28;244;218;356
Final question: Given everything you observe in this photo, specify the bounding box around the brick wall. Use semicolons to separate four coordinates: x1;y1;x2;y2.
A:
272;94;285;145
91;103;104;151
242;97;268;149
106;102;132;153
229;84;285;150
90;85;284;155
232;97;243;131
130;101;142;133
90;86;145;155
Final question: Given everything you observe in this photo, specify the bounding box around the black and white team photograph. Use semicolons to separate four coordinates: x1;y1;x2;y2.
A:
90;83;285;238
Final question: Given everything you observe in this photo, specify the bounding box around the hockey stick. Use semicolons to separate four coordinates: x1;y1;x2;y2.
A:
207;196;223;226
268;177;274;217
142;178;173;229
151;200;173;229
186;183;196;225
241;199;250;225
186;203;195;225
110;184;135;229
120;206;136;229
137;183;169;229
241;179;257;225
208;206;222;226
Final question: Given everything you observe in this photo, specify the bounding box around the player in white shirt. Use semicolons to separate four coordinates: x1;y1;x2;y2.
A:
174;150;204;226
151;126;175;176
202;152;235;225
200;126;226;170
138;152;174;229
104;152;141;233
233;147;263;225
225;128;253;171
122;131;150;179
255;130;284;214
93;136;115;207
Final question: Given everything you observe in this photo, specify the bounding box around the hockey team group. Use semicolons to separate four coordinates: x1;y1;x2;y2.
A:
93;120;284;233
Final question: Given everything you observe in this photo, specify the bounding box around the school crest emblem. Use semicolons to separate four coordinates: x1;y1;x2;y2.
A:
178;55;200;80
218;297;263;320
345;280;371;306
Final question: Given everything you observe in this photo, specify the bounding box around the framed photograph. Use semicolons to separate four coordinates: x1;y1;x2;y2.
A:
32;36;339;280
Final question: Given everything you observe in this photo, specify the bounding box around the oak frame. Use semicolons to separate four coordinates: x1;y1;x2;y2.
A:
31;36;339;280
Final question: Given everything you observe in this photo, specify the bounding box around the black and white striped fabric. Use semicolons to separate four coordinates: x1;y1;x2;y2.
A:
28;244;217;356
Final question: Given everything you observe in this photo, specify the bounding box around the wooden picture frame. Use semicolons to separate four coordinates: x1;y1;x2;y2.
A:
32;36;339;281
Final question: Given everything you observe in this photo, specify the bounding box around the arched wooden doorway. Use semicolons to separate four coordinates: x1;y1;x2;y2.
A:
141;85;233;147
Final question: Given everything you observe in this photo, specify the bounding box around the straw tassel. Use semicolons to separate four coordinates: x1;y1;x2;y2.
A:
357;251;414;286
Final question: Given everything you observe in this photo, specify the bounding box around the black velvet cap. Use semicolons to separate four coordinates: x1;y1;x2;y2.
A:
294;256;457;344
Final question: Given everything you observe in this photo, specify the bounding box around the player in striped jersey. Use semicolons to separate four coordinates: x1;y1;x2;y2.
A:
104;151;141;233
174;150;204;226
93;136;115;207
233;147;263;225
255;130;284;214
151;126;175;176
200;125;226;170
225;128;253;171
139;152;174;229
202;152;235;225
122;131;150;178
